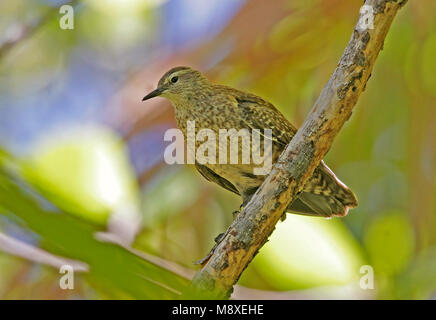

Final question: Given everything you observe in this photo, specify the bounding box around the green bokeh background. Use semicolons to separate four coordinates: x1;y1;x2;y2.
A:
0;0;435;299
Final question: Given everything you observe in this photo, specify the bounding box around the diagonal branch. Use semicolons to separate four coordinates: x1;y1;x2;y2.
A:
190;0;408;299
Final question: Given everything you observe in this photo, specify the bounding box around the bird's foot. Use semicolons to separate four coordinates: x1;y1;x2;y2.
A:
232;203;246;219
194;250;214;266
214;232;224;243
194;232;226;266
193;204;246;266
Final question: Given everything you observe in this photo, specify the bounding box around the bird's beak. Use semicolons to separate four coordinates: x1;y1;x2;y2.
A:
142;87;164;101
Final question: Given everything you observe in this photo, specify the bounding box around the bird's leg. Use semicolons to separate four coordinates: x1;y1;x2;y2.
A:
214;232;224;243
194;248;215;266
194;230;228;266
232;194;252;220
194;200;248;266
232;210;240;219
194;203;244;265
232;201;246;219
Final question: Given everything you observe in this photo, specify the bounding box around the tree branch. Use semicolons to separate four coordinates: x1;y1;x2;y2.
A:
190;0;408;299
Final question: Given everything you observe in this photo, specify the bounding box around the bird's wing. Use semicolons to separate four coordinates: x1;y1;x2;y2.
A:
195;163;240;196
229;90;358;217
232;93;297;146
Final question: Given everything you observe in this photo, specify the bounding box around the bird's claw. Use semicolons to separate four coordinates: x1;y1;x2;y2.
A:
194;250;214;266
214;232;224;243
194;205;246;266
194;231;227;266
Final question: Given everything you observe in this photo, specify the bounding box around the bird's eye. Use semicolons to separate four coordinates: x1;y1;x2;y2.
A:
170;76;178;83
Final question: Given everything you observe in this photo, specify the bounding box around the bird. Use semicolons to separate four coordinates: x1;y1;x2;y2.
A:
142;66;358;218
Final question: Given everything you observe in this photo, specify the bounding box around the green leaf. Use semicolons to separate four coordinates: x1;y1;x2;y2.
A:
0;163;190;299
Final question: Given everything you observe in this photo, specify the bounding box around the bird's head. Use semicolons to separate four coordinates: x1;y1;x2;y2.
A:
142;66;208;104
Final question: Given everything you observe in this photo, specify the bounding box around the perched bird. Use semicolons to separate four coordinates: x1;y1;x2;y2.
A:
142;66;358;217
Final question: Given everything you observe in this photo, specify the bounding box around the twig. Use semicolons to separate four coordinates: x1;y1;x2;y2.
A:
191;0;408;299
0;232;88;272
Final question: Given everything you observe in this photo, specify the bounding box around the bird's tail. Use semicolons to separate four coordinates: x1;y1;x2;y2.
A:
286;161;358;218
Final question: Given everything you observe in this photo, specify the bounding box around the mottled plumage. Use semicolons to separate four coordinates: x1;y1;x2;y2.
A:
142;66;358;217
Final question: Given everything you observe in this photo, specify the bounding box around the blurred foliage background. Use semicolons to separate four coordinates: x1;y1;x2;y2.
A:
0;0;435;299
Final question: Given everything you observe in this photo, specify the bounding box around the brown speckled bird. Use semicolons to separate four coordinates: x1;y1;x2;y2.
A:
142;66;358;217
